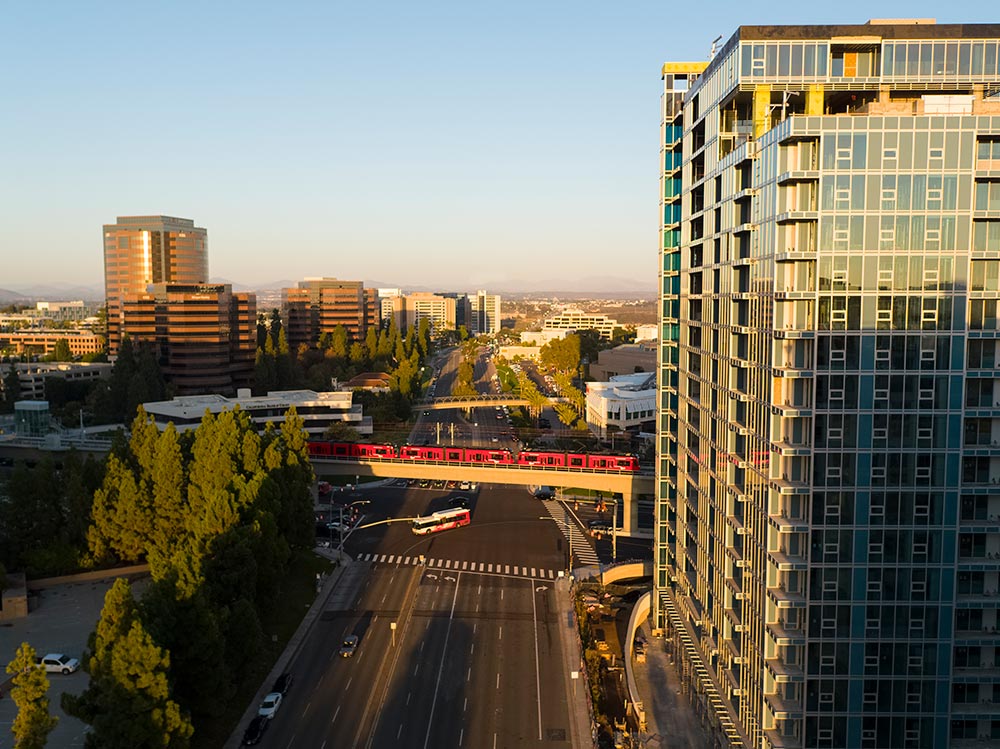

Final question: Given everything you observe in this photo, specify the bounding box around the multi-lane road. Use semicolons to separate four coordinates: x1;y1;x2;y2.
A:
261;481;589;748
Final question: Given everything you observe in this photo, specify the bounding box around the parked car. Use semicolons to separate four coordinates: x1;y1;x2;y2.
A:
271;672;293;695
35;654;80;674
340;635;360;658
258;692;282;719
242;715;269;745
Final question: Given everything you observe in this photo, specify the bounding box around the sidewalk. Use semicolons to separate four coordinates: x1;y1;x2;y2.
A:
629;622;710;748
554;578;597;748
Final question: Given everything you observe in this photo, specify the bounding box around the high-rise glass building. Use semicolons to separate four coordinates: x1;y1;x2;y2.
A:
470;290;501;335
103;215;208;354
656;21;1000;749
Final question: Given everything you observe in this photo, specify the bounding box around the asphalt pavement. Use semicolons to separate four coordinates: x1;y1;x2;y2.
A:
248;480;592;748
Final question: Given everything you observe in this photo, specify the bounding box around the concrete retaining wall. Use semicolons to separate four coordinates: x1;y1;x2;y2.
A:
27;564;150;591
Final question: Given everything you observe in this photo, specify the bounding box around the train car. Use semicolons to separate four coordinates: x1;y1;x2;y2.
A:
465;448;514;464
517;450;567;468
442;447;466;462
307;441;333;458
352;443;397;459
400;445;447;461
587;454;639;471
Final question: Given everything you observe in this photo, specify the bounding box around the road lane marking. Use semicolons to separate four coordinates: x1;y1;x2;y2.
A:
548;570;554;579
373;615;378;622
414;663;420;675
504;565;510;574
531;567;536;577
531;578;543;741
346;677;352;690
501;588;504;600
419;640;425;652
332;705;341;724
477;584;482;595
467;667;471;682
460;728;464;745
464;697;467;712
302;701;311;716
423;571;462;749
407;691;411;705
405;556;411;564
462;561;468;570
488;563;493;572
398;724;403;739
499;626;502;641
496;672;500;689
446;560;452;568
471;643;475;655
494;734;497;749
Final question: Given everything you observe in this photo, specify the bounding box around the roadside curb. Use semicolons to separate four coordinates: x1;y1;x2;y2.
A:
221;549;352;749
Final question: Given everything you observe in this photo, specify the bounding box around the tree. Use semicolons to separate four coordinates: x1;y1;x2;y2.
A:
2;366;22;412
6;642;59;749
322;420;361;442
329;326;349;359
52;338;73;362
540;334;581;374
65;580;193;748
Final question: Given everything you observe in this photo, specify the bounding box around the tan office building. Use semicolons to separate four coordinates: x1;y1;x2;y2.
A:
121;283;255;395
282;278;378;347
103;215;208;354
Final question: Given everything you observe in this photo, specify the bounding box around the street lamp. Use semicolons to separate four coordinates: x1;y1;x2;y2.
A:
540;516;573;575
338;500;371;555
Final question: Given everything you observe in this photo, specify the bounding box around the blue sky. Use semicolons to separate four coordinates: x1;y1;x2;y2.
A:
1;2;993;291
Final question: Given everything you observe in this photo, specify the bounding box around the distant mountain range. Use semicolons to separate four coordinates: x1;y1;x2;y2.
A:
0;275;656;304
0;283;104;303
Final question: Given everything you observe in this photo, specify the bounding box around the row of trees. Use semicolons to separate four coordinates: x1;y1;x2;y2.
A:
0;451;103;577
56;406;315;747
254;311;432;401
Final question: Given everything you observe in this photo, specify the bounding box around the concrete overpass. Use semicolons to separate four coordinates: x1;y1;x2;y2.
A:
416;394;570;410
312;457;654;536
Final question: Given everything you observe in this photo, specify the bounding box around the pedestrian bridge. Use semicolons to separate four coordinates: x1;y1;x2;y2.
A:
417;394;570;410
312;456;654;536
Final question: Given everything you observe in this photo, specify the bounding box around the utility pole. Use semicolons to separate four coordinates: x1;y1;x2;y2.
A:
436;421;441;444
449;422;455;445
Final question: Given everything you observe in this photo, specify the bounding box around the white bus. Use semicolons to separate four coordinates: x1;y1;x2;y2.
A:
411;507;471;535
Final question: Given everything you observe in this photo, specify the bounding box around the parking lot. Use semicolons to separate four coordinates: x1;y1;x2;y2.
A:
0;576;144;748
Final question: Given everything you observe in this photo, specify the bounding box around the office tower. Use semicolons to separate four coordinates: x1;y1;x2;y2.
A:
103;216;208;354
470;290;501;335
121;283;255;395
281;278;379;349
402;292;456;333
656;21;1000;749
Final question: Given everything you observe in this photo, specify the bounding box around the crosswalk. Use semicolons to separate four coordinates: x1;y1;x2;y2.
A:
538;499;601;566
356;553;563;580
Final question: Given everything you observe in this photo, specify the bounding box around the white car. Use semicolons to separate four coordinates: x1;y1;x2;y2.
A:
258;692;282;720
35;654;80;674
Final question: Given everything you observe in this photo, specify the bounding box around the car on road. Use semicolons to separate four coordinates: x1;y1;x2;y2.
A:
340;635;360;657
258;692;282;719
448;496;470;509
588;519;613;533
533;486;555;500
35;653;80;674
271;672;293;695
242;715;269;745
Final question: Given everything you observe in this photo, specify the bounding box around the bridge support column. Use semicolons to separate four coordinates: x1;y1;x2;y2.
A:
619;488;640;536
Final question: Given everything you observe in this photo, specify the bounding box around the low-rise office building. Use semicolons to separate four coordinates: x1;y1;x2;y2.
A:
585;372;656;439
143;388;372;436
0;329;105;357
6;362;113;400
542;309;620;340
588;342;657;380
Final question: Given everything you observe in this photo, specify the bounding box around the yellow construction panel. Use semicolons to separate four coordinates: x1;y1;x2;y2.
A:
661;61;709;76
753;84;772;140
806;84;824;115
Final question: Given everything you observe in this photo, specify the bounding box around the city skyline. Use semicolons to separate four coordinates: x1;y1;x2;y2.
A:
3;2;991;290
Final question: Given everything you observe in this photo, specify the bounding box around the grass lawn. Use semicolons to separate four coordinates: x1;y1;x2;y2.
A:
191;549;335;749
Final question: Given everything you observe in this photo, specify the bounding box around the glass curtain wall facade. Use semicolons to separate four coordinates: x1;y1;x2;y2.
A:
657;21;1000;749
103;216;208;354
